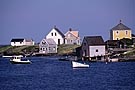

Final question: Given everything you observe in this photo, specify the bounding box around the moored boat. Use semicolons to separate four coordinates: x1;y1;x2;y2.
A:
10;55;31;64
72;61;89;68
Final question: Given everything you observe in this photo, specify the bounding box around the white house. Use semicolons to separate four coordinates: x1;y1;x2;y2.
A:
24;39;35;46
11;38;34;46
39;38;57;54
64;28;81;45
81;36;105;60
46;26;65;45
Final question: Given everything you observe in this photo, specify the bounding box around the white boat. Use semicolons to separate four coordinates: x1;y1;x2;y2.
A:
72;61;89;68
109;58;119;62
10;55;31;64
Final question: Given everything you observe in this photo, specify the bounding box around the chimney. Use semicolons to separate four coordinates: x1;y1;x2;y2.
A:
69;28;72;31
119;19;122;24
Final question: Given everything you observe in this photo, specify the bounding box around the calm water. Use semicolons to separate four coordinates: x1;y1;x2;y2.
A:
0;57;135;90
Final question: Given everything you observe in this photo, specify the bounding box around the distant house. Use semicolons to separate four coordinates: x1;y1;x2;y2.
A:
81;36;105;60
64;28;81;45
24;39;35;46
39;38;57;54
46;26;65;45
11;39;24;46
110;20;132;40
11;38;34;46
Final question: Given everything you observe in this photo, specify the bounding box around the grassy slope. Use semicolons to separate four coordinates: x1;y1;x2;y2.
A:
0;45;39;55
0;44;80;55
58;44;80;55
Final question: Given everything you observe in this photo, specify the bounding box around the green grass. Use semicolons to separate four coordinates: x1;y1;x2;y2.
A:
0;44;80;55
58;44;80;55
0;45;12;53
0;45;39;55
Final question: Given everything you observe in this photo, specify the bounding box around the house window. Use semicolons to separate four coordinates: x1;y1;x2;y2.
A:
51;33;53;36
126;31;128;35
116;31;119;35
49;47;51;50
40;48;42;50
53;47;55;50
71;40;72;43
68;34;71;37
42;41;46;45
55;33;57;36
96;49;98;52
78;40;80;44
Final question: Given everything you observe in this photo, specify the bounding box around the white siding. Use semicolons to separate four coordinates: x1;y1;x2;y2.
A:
24;41;35;45
89;46;105;57
11;42;24;46
46;28;64;45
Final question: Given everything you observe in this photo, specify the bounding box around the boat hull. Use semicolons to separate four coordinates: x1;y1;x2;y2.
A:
10;60;31;64
72;61;89;68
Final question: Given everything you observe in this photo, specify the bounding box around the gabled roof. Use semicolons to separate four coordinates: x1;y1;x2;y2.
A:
111;22;131;30
40;38;56;45
46;38;56;45
84;36;105;46
65;28;79;38
54;26;65;38
71;31;79;37
105;40;118;45
11;39;24;42
25;39;33;42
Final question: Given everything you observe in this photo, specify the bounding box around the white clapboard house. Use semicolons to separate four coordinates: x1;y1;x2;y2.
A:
11;38;34;46
46;26;65;45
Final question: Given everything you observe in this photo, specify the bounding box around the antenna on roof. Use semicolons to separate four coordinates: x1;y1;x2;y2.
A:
119;19;122;24
69;28;72;31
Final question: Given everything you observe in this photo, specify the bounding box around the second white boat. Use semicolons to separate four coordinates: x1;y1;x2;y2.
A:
72;61;89;68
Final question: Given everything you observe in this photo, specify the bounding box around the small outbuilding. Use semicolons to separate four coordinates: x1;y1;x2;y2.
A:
81;36;105;60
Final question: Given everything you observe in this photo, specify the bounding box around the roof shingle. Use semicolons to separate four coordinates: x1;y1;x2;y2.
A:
54;27;65;38
84;36;105;46
111;23;131;30
11;39;24;42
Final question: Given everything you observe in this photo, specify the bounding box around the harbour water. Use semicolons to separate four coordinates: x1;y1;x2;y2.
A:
0;57;135;90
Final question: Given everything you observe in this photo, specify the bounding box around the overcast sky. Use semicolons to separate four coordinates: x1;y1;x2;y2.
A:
0;0;135;44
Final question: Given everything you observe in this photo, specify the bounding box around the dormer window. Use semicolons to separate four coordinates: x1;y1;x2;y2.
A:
51;33;53;36
126;31;128;35
42;41;46;45
116;31;119;35
68;34;71;37
55;33;57;36
96;49;98;52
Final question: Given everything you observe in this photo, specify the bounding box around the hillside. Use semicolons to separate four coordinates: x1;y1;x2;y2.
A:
0;44;80;56
0;45;39;55
57;44;80;55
